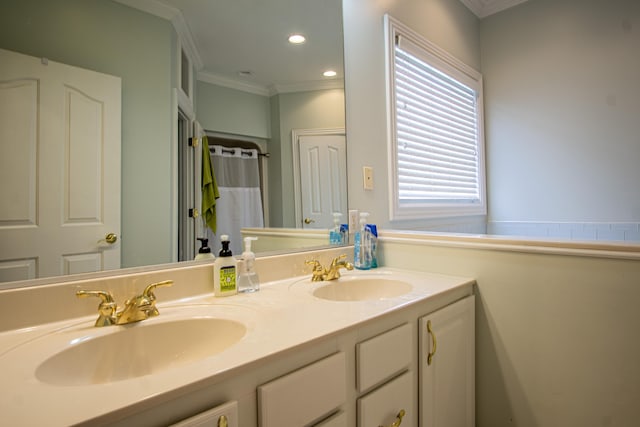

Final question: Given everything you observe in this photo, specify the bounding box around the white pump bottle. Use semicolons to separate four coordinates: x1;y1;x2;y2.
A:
238;236;260;293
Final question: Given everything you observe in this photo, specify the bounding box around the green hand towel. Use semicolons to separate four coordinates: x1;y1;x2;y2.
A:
201;136;220;233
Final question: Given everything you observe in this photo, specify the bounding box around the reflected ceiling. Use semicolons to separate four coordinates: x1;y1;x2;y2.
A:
459;0;531;18
117;0;344;94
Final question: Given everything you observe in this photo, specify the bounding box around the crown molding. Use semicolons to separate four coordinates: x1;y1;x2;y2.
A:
269;79;345;96
198;71;344;97
197;71;271;97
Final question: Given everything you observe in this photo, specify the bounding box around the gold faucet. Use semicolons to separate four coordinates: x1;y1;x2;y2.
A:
76;280;173;326
324;254;354;280
116;280;173;324
305;255;353;281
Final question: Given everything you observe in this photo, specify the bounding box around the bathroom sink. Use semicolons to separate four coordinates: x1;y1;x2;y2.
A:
35;317;246;386
312;276;413;302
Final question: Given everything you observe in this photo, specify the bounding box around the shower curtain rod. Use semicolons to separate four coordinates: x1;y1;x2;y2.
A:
201;132;270;158
209;146;270;158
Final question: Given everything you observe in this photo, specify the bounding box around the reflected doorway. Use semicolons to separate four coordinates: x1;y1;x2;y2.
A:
292;128;347;229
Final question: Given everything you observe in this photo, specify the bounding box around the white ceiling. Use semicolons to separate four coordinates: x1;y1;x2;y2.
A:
458;0;531;18
116;0;529;95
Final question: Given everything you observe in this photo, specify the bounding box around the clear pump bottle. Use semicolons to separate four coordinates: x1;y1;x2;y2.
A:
238;236;260;293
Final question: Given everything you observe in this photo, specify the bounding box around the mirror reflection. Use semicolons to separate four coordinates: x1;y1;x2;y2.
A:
0;0;345;285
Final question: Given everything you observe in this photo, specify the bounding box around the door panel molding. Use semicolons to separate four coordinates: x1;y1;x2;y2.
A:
291;128;346;229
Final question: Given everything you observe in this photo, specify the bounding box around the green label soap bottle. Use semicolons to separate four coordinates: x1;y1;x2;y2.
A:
214;234;237;296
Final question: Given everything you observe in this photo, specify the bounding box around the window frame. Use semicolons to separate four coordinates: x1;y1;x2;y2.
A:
385;15;486;221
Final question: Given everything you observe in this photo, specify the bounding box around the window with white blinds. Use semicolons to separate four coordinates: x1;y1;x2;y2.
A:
386;16;486;220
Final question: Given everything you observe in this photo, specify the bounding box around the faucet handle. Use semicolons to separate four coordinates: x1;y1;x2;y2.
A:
332;254;348;263
76;290;117;327
76;289;115;303
142;280;173;298
139;280;173;318
305;259;326;282
305;259;322;268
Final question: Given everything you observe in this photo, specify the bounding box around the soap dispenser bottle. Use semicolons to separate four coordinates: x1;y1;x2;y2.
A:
238;236;260;293
354;212;371;270
195;237;215;260
365;224;378;268
213;235;237;296
329;213;343;245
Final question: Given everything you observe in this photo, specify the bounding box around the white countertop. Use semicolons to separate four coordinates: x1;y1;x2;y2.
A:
0;267;474;426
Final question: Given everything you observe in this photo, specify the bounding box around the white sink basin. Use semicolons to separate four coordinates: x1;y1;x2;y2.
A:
35;317;246;386
312;276;413;301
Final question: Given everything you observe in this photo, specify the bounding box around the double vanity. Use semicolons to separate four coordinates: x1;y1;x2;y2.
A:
0;248;475;426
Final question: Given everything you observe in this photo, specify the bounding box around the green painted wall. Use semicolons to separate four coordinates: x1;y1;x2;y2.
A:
196;80;271;139
275;89;346;227
481;0;640;223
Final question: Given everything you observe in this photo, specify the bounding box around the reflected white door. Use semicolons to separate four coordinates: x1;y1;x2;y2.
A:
0;48;121;283
297;131;347;229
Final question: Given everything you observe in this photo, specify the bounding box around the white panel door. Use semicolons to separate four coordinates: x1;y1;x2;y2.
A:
0;48;121;283
419;295;475;427
298;132;347;229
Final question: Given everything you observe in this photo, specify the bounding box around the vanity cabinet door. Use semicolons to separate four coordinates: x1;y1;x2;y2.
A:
357;371;414;427
419;295;475;427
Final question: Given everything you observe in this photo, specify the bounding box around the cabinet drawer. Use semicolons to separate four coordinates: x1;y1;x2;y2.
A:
170;400;237;427
314;411;347;427
258;352;346;427
357;371;414;427
357;323;412;392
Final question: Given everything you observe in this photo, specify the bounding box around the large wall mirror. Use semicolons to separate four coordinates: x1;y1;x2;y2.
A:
0;0;345;287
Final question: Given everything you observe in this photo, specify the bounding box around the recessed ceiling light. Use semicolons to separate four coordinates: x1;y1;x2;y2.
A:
323;70;337;77
288;34;306;44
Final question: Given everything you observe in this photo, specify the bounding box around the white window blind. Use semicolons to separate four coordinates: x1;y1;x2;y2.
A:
386;16;485;220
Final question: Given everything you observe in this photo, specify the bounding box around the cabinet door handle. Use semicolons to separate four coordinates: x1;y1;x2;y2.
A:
379;409;406;427
427;320;437;366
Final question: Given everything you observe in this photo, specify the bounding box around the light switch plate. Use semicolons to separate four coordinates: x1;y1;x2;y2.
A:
363;166;374;190
348;210;359;234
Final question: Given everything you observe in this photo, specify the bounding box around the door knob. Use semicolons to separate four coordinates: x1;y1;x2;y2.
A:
105;233;118;244
304;218;315;224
